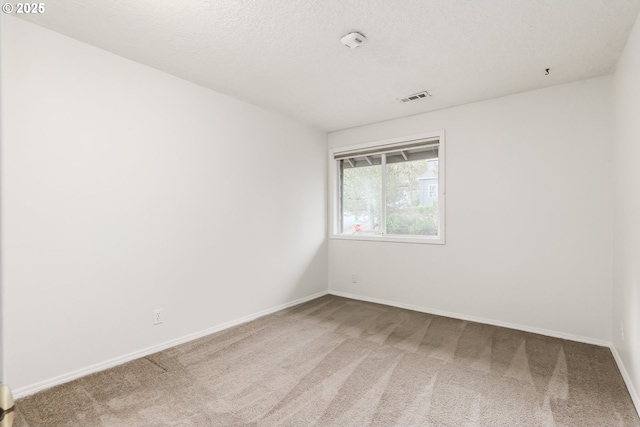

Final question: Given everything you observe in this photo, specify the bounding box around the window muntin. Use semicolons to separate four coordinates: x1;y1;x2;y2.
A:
331;132;445;244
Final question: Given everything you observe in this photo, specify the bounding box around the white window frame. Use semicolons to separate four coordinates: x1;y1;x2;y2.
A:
329;130;445;245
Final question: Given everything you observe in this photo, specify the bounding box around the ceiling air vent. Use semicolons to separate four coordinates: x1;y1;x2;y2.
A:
399;91;431;103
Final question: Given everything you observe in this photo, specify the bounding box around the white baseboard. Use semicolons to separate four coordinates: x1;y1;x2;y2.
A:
328;291;611;347
14;290;329;399
610;346;640;417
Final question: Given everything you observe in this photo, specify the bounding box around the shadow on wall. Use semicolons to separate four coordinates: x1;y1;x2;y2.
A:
284;238;329;303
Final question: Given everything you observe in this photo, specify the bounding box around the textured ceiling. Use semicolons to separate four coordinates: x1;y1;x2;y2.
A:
12;0;640;131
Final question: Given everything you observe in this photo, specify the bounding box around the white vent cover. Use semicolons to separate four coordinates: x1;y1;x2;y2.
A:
399;91;431;102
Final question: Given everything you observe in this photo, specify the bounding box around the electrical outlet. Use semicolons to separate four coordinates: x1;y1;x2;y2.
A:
621;323;624;341
351;273;358;284
153;309;163;325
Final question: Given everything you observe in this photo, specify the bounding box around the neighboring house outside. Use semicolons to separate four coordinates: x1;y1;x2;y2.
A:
418;159;439;207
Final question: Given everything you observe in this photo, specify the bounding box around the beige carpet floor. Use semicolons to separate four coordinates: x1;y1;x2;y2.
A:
14;295;640;426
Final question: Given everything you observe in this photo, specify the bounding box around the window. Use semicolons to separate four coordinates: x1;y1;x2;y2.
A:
428;184;438;199
330;131;445;244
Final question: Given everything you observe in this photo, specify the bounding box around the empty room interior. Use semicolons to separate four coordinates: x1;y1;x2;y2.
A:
2;1;640;426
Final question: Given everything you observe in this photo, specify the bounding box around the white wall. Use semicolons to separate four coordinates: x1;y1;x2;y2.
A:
612;12;640;407
328;77;613;343
1;17;327;393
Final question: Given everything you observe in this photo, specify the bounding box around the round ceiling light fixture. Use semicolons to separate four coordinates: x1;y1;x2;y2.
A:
341;32;367;48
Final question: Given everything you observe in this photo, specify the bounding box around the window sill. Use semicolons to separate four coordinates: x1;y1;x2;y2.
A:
330;234;445;245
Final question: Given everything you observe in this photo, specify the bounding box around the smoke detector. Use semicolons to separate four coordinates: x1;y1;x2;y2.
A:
341;32;367;48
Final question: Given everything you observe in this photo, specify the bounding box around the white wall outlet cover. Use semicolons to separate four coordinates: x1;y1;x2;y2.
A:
153;309;163;325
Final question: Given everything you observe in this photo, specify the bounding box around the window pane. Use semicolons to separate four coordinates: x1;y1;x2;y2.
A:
341;163;382;235
386;158;439;236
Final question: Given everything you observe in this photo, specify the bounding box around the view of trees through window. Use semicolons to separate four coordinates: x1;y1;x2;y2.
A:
342;164;382;234
341;158;439;236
